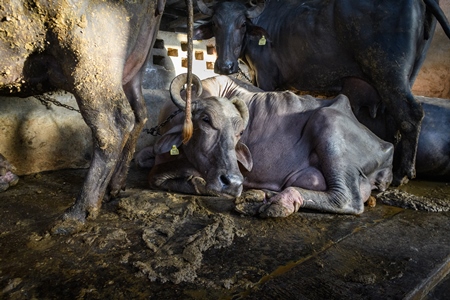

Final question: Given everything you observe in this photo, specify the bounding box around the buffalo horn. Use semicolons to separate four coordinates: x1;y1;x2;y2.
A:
230;97;250;129
170;73;203;110
197;0;214;16
246;0;265;19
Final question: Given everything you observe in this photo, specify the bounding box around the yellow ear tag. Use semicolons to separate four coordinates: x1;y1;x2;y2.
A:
170;145;179;156
258;35;266;46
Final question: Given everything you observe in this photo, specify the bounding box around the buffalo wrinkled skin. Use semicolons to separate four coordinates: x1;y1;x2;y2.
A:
140;76;394;216
140;94;251;198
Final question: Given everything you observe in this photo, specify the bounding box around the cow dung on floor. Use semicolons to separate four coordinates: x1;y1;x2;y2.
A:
117;190;245;285
1;165;450;299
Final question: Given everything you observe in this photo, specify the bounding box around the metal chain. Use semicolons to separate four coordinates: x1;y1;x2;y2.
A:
34;94;81;113
34;92;183;137
143;109;183;136
238;66;252;83
32;93;184;136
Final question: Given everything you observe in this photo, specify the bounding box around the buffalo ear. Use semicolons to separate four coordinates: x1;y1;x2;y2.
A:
194;22;214;40
236;142;253;172
153;125;183;155
246;23;270;42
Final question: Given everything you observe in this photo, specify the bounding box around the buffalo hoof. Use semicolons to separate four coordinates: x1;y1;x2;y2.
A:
235;189;280;216
50;218;85;235
259;187;303;218
106;180;127;201
0;171;19;192
50;204;94;235
235;189;267;216
259;202;293;218
392;161;416;186
391;173;410;187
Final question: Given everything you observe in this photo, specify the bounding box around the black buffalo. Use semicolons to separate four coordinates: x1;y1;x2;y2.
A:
193;0;450;186
0;0;166;231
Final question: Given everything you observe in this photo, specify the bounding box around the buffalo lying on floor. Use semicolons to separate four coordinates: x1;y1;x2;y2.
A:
0;0;166;231
193;0;450;187
137;74;394;216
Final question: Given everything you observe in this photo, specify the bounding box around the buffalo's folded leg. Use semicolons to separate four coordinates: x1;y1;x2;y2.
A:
235;189;268;216
258;187;303;218
235;189;303;217
235;189;286;216
0;171;20;192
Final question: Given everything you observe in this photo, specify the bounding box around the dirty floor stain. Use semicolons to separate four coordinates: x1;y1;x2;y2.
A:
0;165;449;299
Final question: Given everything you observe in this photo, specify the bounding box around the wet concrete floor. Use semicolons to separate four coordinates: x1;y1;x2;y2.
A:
0;164;449;299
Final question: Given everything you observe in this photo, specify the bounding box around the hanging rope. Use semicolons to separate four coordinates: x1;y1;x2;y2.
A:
183;0;194;144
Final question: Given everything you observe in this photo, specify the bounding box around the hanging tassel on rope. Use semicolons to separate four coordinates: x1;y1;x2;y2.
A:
183;0;194;144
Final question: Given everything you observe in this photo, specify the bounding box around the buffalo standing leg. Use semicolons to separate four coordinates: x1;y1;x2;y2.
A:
53;52;135;227
371;81;423;186
62;88;134;224
44;9;141;232
352;19;426;185
106;71;148;198
106;2;165;197
343;75;423;185
65;99;133;222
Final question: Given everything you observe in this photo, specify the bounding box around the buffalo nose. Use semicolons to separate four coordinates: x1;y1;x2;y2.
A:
224;61;234;70
219;174;242;188
216;61;236;74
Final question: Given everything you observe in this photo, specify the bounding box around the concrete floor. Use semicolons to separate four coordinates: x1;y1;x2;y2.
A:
0;164;449;299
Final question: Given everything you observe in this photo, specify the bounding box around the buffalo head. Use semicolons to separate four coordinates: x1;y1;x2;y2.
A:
153;73;253;197
194;0;268;75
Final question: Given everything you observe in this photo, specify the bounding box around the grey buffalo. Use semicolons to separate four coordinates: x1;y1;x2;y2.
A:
0;0;166;231
137;74;394;216
193;0;450;187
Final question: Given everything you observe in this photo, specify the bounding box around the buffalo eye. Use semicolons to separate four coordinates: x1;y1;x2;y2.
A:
241;21;246;28
240;130;244;136
202;115;211;124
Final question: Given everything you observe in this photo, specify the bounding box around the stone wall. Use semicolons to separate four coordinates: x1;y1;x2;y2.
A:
0;93;92;175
